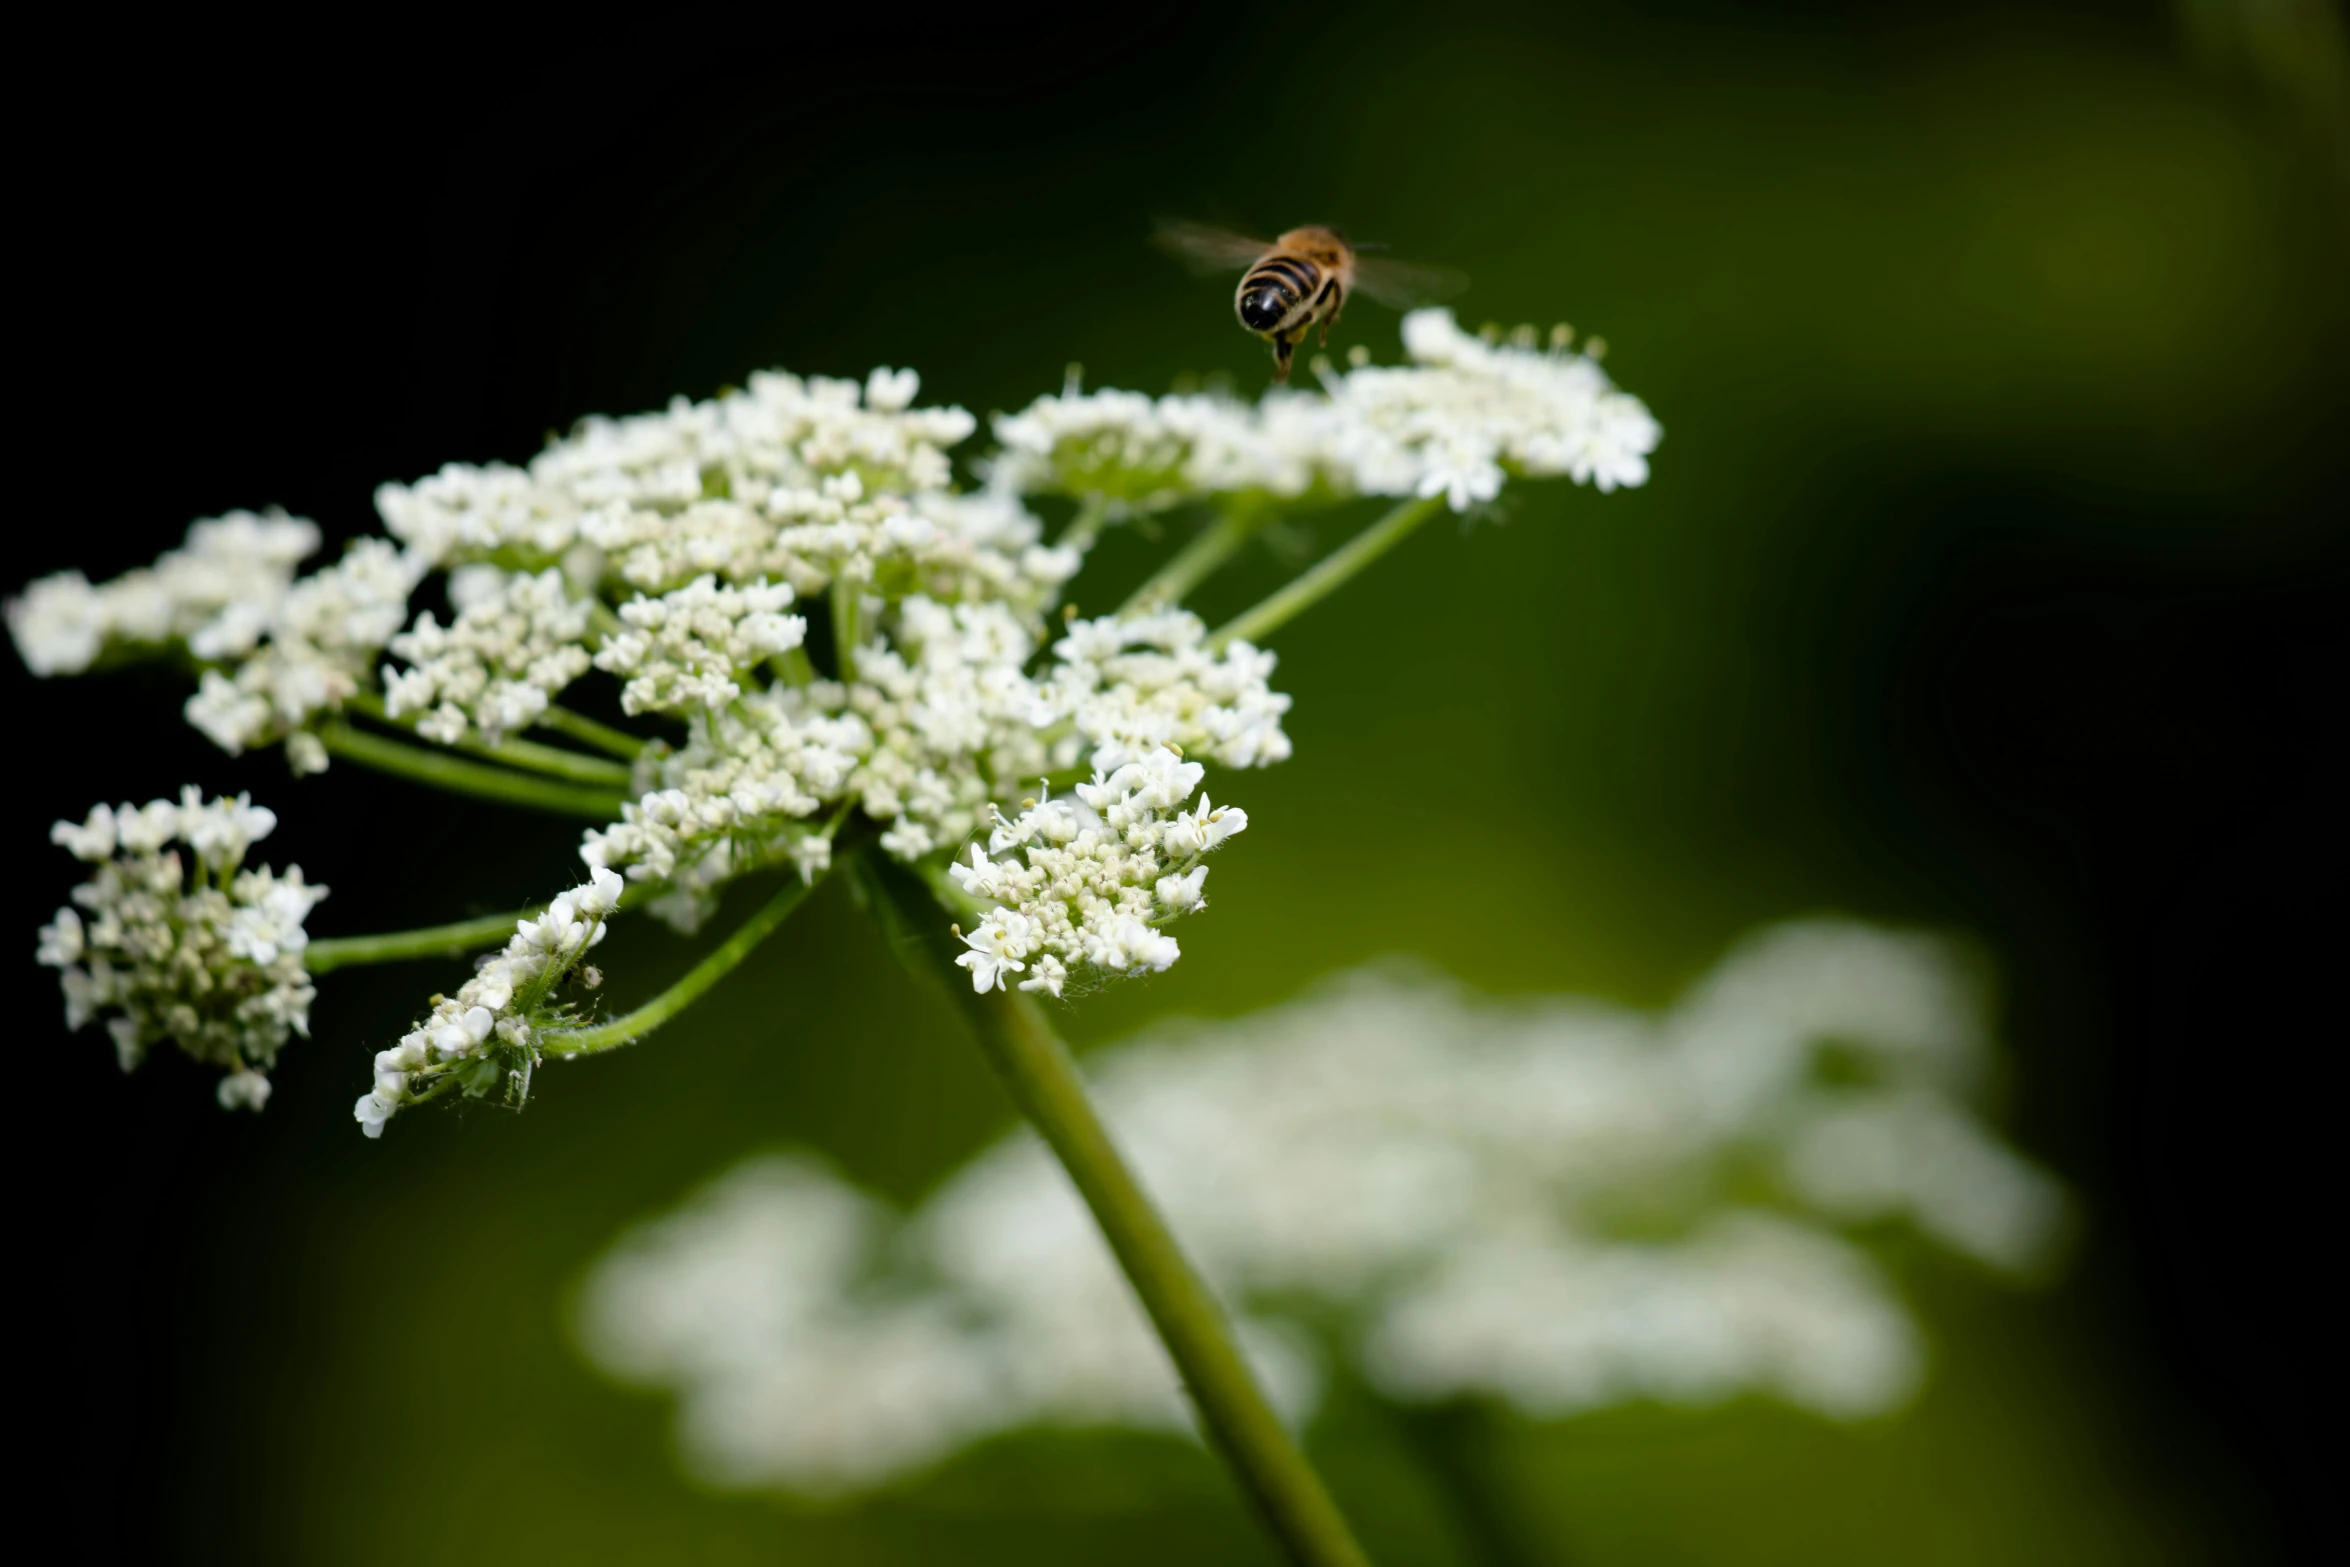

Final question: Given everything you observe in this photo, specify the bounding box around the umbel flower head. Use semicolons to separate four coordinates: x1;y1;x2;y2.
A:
578;921;2067;1496
8;311;1659;1132
990;310;1658;510
37;790;326;1109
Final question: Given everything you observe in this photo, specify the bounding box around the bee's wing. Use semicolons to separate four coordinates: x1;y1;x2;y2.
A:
1350;255;1470;309
1153;220;1272;275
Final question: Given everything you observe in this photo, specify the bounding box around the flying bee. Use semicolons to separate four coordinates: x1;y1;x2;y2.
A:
1154;221;1466;382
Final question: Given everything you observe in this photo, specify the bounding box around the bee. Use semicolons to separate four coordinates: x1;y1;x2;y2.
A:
1155;221;1465;382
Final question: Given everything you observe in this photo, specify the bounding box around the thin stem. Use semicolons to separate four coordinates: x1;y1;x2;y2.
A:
343;692;633;783
303;870;680;978
769;645;817;688
1211;494;1444;649
1059;492;1112;551
830;578;862;680
319;721;628;820
1121;497;1271;614
867;859;1372;1567
585;600;626;645
537;704;647;761
541;869;825;1057
453;731;634;786
306;908;541;975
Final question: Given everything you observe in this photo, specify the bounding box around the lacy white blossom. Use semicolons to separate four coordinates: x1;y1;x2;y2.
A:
989;309;1660;512
593;575;806;714
578;919;2065;1494
381;566;595;744
14;319;1659;1121
37;789;326;1108
949;744;1241;995
4;510;319;677
376;370;986;583
582;602;1285;969
353;866;622;1139
183;538;422;760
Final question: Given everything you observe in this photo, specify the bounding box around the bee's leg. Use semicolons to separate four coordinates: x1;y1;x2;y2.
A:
1270;333;1296;383
1323;290;1346;344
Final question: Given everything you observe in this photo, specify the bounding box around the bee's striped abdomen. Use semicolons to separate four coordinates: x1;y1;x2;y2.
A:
1236;255;1319;334
1254;256;1314;294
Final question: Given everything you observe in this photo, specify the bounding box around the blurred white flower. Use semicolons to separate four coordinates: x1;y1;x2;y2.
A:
577;918;2065;1494
4;509;318;676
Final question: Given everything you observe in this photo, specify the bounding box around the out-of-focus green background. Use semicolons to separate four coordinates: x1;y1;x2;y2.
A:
13;4;2342;1562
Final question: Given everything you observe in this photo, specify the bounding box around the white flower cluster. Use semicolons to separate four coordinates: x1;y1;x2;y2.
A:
947;738;1250;998
582;603;1286;964
4;510;320;677
12;320;1659;1100
354;866;623;1139
578;920;2066;1495
592;575;805;715
989;308;1660;512
37;789;326;1109
184;540;424;766
374;370;1013;588
382;566;595;744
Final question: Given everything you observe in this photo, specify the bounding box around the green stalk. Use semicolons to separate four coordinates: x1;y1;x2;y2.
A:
1210;494;1443;649
319;720;628;820
830;578;863;680
867;860;1372;1567
1059;492;1112;551
451;731;633;786
306;908;541;975
304;869;684;979
540;870;825;1057
537;704;648;761
1120;497;1271;614
769;645;818;688
342;692;633;783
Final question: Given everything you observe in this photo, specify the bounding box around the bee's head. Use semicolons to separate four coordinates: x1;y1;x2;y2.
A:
1238;287;1289;333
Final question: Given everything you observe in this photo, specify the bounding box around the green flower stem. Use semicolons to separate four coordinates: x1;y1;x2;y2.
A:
1059;492;1112;551
1210;494;1444;649
831;578;863;680
450;731;634;786
869;861;1372;1567
585;600;627;645
342;692;634;783
318;720;628;820
540;868;828;1057
537;705;648;761
302;877;678;977
1121;497;1271;614
769;645;818;688
306;908;541;974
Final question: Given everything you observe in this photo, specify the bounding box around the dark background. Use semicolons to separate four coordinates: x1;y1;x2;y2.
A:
11;4;2342;1561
